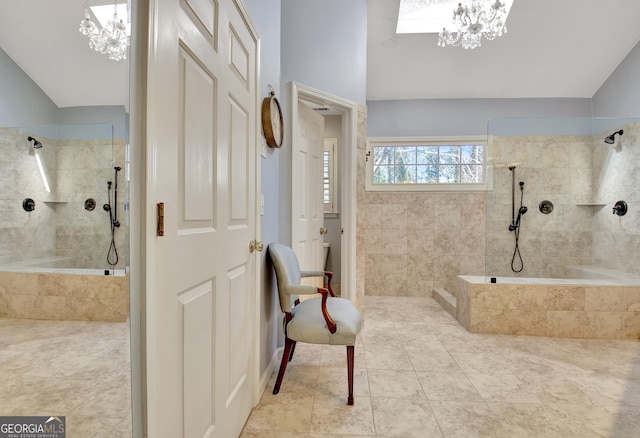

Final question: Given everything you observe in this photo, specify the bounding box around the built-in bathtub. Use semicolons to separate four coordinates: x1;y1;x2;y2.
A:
446;275;640;339
0;264;129;322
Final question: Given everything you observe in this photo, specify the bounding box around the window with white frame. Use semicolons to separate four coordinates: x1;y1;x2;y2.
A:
366;137;488;191
323;138;338;213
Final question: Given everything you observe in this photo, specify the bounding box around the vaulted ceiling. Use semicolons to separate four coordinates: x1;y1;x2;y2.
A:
367;0;640;100
2;0;640;108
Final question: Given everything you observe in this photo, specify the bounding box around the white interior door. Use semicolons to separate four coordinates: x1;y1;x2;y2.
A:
145;0;258;437
292;101;325;275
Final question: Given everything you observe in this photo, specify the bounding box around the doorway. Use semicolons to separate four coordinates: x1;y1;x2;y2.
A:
290;82;357;303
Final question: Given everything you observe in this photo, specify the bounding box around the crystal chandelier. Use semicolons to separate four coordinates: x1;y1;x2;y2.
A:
438;0;508;49
79;1;130;61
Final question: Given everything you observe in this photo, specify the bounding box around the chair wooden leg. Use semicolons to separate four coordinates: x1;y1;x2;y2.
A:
347;345;355;405
273;337;295;395
288;340;297;362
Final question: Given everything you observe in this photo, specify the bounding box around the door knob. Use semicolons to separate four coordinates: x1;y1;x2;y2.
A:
319;227;328;235
249;240;264;253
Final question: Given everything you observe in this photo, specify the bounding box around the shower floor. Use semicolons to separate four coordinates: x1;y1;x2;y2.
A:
0;318;132;436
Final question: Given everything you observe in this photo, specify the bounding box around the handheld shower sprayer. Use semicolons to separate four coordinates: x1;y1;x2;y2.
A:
105;167;122;267
507;168;527;272
509;180;527;231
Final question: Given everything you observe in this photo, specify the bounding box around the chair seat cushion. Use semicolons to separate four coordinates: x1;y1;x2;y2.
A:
287;297;362;345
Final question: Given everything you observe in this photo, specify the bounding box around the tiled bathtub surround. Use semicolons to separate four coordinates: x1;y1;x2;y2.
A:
456;276;640;339
0;271;129;322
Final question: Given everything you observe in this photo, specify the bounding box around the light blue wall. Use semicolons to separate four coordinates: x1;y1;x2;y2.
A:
279;0;367;244
593;41;640;118
0;48;128;137
247;0;368;379
281;0;367;105
367;41;640;138
367;98;593;137
0;48;58;127
245;0;283;381
59;106;128;140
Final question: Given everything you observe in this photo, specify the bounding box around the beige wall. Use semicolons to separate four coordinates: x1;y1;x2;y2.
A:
361;191;486;297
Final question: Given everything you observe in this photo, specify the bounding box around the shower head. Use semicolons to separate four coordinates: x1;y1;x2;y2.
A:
27;136;43;149
604;129;623;144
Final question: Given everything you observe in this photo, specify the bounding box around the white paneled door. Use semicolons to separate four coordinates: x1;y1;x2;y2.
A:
145;0;259;437
292;101;325;277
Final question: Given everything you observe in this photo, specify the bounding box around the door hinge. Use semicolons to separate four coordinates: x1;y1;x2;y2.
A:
249;240;263;253
157;202;164;236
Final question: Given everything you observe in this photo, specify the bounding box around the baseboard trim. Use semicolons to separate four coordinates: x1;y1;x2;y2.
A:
258;347;281;397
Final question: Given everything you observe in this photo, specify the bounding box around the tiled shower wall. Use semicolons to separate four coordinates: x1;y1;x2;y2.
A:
0;127;128;270
361;191;486;297
486;134;596;278
361;120;639;298
592;120;640;276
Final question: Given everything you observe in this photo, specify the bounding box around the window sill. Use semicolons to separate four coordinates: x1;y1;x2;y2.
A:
366;183;488;192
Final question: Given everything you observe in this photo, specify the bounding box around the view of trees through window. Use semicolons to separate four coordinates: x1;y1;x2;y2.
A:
372;144;484;184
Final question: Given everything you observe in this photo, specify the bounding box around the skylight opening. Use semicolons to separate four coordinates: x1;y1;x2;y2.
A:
396;0;515;34
90;3;131;36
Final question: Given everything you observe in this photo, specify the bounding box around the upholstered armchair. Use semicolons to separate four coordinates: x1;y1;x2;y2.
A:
268;243;362;405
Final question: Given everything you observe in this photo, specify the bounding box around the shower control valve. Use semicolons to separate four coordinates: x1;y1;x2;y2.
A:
612;200;627;216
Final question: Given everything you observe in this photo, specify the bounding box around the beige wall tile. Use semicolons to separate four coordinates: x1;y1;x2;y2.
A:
471;284;509;309
0;272;39;296
406;255;434;281
584;311;621;339
381;229;407;255
405;280;434;298
546;311;585;338
364;228;382;255
508;309;547;336
363;204;382;229
407;204;434;230
433;204;460;230
380;279;409;297
622;288;640;311
381;204;407;229
11;294;66;319
621;312;640;340
380;255;407;281
508;285;546;310
365;254;382;282
547;286;585;311
585;287;623;311
407;229;434;254
470;307;509;334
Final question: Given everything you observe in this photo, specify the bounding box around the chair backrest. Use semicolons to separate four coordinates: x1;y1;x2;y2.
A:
268;243;303;313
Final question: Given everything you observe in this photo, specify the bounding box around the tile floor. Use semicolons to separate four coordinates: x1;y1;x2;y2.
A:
242;296;640;438
0;318;132;437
